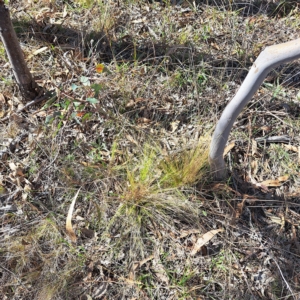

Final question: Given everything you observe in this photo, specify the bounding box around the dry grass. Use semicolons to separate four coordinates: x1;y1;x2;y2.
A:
0;0;300;299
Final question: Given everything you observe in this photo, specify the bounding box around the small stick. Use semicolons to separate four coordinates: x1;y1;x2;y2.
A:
255;135;291;143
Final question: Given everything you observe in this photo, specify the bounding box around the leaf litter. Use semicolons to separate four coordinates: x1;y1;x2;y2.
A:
0;0;300;299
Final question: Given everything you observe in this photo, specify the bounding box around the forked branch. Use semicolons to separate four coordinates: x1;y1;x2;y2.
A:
209;38;300;180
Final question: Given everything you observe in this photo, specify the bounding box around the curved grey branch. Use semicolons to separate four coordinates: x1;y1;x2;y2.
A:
209;38;300;180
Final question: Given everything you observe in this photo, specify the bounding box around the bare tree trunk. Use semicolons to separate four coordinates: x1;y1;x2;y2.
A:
0;1;41;101
209;38;300;181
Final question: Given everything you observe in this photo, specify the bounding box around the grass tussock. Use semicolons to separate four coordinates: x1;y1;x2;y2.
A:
104;137;209;263
2;218;85;299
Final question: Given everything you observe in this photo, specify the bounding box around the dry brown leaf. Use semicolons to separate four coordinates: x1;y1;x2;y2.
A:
126;134;138;145
277;175;289;182
63;5;68;18
153;261;169;284
24;184;31;193
259;179;281;187
180;228;202;238
129;255;154;280
27;47;48;60
251;160;258;176
137;117;151;124
66;189;80;243
264;210;285;226
260;125;272;132
259;175;288;187
126;99;135;107
17;176;24;187
35;7;52;24
211;42;220;50
251;139;259;157
0;93;5;104
152;248;169;284
223;141;235;156
0;93;5;118
13;167;25;177
32;46;48;56
170;120;180;133
35;111;47;117
191;229;224;256
135;97;145;103
283;144;298;152
132;17;146;24
120;277;142;286
235;198;246;219
9;162;18;171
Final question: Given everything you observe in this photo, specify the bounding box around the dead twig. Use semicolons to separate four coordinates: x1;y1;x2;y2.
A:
0;91;56;122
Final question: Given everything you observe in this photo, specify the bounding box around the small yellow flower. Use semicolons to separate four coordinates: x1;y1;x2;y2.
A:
95;63;105;73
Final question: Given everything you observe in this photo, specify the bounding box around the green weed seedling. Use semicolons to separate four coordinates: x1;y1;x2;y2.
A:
263;80;286;100
74;0;96;9
0;45;6;60
91;83;102;97
210;250;228;273
1;76;13;87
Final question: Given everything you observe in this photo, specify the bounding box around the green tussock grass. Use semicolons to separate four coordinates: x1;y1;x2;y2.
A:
102;135;210;263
